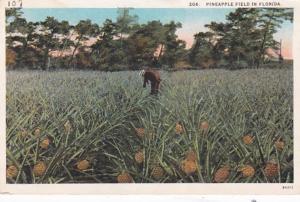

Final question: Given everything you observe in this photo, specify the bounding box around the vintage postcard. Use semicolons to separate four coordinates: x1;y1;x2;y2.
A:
0;0;299;194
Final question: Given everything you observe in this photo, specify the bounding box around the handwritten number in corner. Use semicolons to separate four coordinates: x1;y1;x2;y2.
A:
7;0;23;8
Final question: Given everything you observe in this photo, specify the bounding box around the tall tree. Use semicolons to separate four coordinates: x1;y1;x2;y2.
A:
161;21;186;68
5;8;23;25
189;32;214;68
68;19;99;68
57;20;74;53
116;8;138;47
6;8;25;68
146;20;167;66
6;8;40;68
225;8;261;68
126;21;163;69
203;8;292;69
91;19;119;70
255;8;293;68
31;17;68;69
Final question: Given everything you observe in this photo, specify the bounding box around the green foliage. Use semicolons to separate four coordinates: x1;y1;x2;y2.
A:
116;8;138;43
68;19;99;68
5;8;293;70
127;21;161;68
191;8;293;69
6;69;293;183
160;22;186;68
255;8;293;68
5;8;23;25
189;32;214;68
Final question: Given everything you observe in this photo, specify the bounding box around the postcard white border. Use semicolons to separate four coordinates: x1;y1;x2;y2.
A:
0;0;299;195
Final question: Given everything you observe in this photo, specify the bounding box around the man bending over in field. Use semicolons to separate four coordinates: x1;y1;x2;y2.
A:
139;68;161;95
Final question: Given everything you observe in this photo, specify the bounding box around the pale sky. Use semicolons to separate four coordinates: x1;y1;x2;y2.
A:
21;8;293;59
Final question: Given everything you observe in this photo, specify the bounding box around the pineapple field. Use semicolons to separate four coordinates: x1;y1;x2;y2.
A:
6;68;293;183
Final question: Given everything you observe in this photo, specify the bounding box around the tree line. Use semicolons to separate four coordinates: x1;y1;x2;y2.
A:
6;8;293;71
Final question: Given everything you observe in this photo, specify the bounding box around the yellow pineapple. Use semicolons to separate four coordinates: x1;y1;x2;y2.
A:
181;159;197;175
117;171;134;183
40;138;50;149
214;165;230;183
6;165;18;178
243;134;254;145
33;161;47;176
34;127;41;137
135;128;145;138
76;159;90;171
199;121;209;131
134;150;144;164
185;150;197;162
151;166;164;180
264;161;279;178
18;128;28;138
239;165;255;178
175;122;184;134
275;139;285;151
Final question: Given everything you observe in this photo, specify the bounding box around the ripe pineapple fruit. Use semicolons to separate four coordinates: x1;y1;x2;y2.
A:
34;127;41;137
275;139;285;151
243;134;254;145
214;165;230;183
40;138;51;149
151;166;164;180
264;161;279;178
181;159;197;175
134;150;144;164
76;159;90;171
199;121;209;131
117;171;134;183
239;165;255;178
18;128;28;138
175;122;184;135
185;150;197;162
6;165;18;178
33;161;47;176
135;128;145;138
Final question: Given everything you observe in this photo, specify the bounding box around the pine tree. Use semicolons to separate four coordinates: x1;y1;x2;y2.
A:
68;20;99;68
255;8;293;68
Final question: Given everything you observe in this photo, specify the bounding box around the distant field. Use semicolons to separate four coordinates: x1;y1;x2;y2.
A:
6;69;293;183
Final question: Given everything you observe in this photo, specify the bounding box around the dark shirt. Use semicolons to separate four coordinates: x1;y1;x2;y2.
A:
143;70;161;86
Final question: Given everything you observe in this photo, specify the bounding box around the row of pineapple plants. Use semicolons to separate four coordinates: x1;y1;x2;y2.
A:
6;69;293;183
